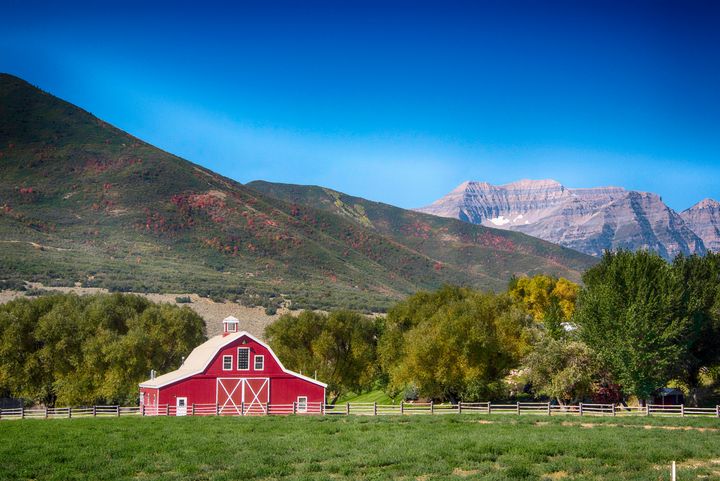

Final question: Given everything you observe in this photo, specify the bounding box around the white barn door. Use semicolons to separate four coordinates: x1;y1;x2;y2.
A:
217;378;270;415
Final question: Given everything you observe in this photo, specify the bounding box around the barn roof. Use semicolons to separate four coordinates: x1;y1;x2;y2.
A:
139;331;327;389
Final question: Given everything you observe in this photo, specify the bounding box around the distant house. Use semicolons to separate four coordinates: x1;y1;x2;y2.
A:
653;387;684;405
139;316;326;415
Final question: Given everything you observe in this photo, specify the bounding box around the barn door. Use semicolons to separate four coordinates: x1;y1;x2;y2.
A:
243;378;269;415
217;378;243;415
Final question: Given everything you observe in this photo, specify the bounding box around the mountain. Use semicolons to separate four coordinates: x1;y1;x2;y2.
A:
681;199;720;252
0;74;596;310
417;179;707;260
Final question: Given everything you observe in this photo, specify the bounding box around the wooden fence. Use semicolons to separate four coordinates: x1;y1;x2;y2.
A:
1;401;719;420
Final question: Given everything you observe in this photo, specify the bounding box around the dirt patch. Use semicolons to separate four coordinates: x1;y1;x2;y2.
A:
551;420;718;432
543;471;569;480
476;420;495;424
678;459;720;469
452;468;479;477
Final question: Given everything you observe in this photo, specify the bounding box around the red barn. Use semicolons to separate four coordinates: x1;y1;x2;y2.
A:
139;316;326;415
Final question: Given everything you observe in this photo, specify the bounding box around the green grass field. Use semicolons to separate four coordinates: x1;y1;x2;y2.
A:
2;414;720;481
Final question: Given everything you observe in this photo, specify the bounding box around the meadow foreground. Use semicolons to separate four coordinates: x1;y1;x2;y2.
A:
2;414;720;481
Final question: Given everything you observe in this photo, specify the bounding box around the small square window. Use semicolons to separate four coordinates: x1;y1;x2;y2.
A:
297;396;308;412
254;355;264;370
222;355;233;371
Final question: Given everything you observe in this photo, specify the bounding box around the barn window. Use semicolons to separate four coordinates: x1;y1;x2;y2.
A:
297;396;308;412
222;355;233;371
254;355;264;370
237;347;250;370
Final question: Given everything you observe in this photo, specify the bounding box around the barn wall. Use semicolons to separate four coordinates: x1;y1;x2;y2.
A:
269;376;325;405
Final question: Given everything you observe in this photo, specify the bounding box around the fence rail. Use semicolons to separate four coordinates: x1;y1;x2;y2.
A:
1;401;718;421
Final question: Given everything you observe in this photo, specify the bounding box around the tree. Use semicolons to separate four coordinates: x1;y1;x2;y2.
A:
524;336;598;405
378;286;531;403
671;253;720;404
265;310;378;403
509;275;579;337
0;293;206;406
574;251;688;403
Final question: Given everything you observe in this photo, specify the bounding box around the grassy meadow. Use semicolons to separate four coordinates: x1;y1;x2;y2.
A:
2;414;720;481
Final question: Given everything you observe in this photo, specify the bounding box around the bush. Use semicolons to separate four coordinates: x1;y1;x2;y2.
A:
175;296;192;304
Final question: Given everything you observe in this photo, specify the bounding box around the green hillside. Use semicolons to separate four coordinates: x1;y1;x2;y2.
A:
0;73;595;310
247;181;596;283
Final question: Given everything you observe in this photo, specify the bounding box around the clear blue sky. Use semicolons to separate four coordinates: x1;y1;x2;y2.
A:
2;0;719;211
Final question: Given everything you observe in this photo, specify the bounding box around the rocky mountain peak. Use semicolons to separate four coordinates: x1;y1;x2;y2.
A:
680;199;720;252
416;179;710;259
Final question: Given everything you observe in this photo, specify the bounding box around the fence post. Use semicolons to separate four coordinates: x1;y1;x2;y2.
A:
21;406;24;419
646;404;650;416
374;402;378;416
400;401;404;415
680;404;684;417
45;406;49;419
458;402;462;415
322;402;325;416
716;405;719;418
216;403;220;416
430;401;434;415
346;402;350;416
0;408;2;420
68;407;72;419
241;402;245;416
547;402;551;416
141;405;144;417
165;404;168;417
488;402;492;415
293;402;297;415
117;405;121;417
516;402;520;415
579;403;583;416
191;403;195;416
93;405;97;417
611;404;616;417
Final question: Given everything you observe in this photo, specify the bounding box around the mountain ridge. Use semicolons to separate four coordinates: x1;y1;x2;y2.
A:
417;179;711;259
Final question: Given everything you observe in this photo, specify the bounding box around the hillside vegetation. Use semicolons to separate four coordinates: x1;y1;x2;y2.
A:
0;73;595;310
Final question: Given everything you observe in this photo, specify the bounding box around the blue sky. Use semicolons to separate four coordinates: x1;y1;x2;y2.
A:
2;0;719;211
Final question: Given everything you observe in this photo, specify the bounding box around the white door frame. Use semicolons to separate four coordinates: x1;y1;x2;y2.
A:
176;397;188;416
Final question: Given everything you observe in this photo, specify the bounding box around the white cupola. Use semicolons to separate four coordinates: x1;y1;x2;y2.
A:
222;316;240;336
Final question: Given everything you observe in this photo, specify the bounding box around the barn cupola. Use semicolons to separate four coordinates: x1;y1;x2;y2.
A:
222;316;240;336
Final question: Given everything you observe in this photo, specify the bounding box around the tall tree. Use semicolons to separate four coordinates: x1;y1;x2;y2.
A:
265;310;378;403
378;286;531;402
671;253;720;404
574;251;687;403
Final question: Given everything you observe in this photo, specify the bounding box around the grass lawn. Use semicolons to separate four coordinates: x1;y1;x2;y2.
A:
337;389;400;404
2;414;720;480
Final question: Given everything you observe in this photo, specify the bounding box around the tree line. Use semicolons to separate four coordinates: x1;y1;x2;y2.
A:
1;250;718;407
267;251;720;406
0;293;205;406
